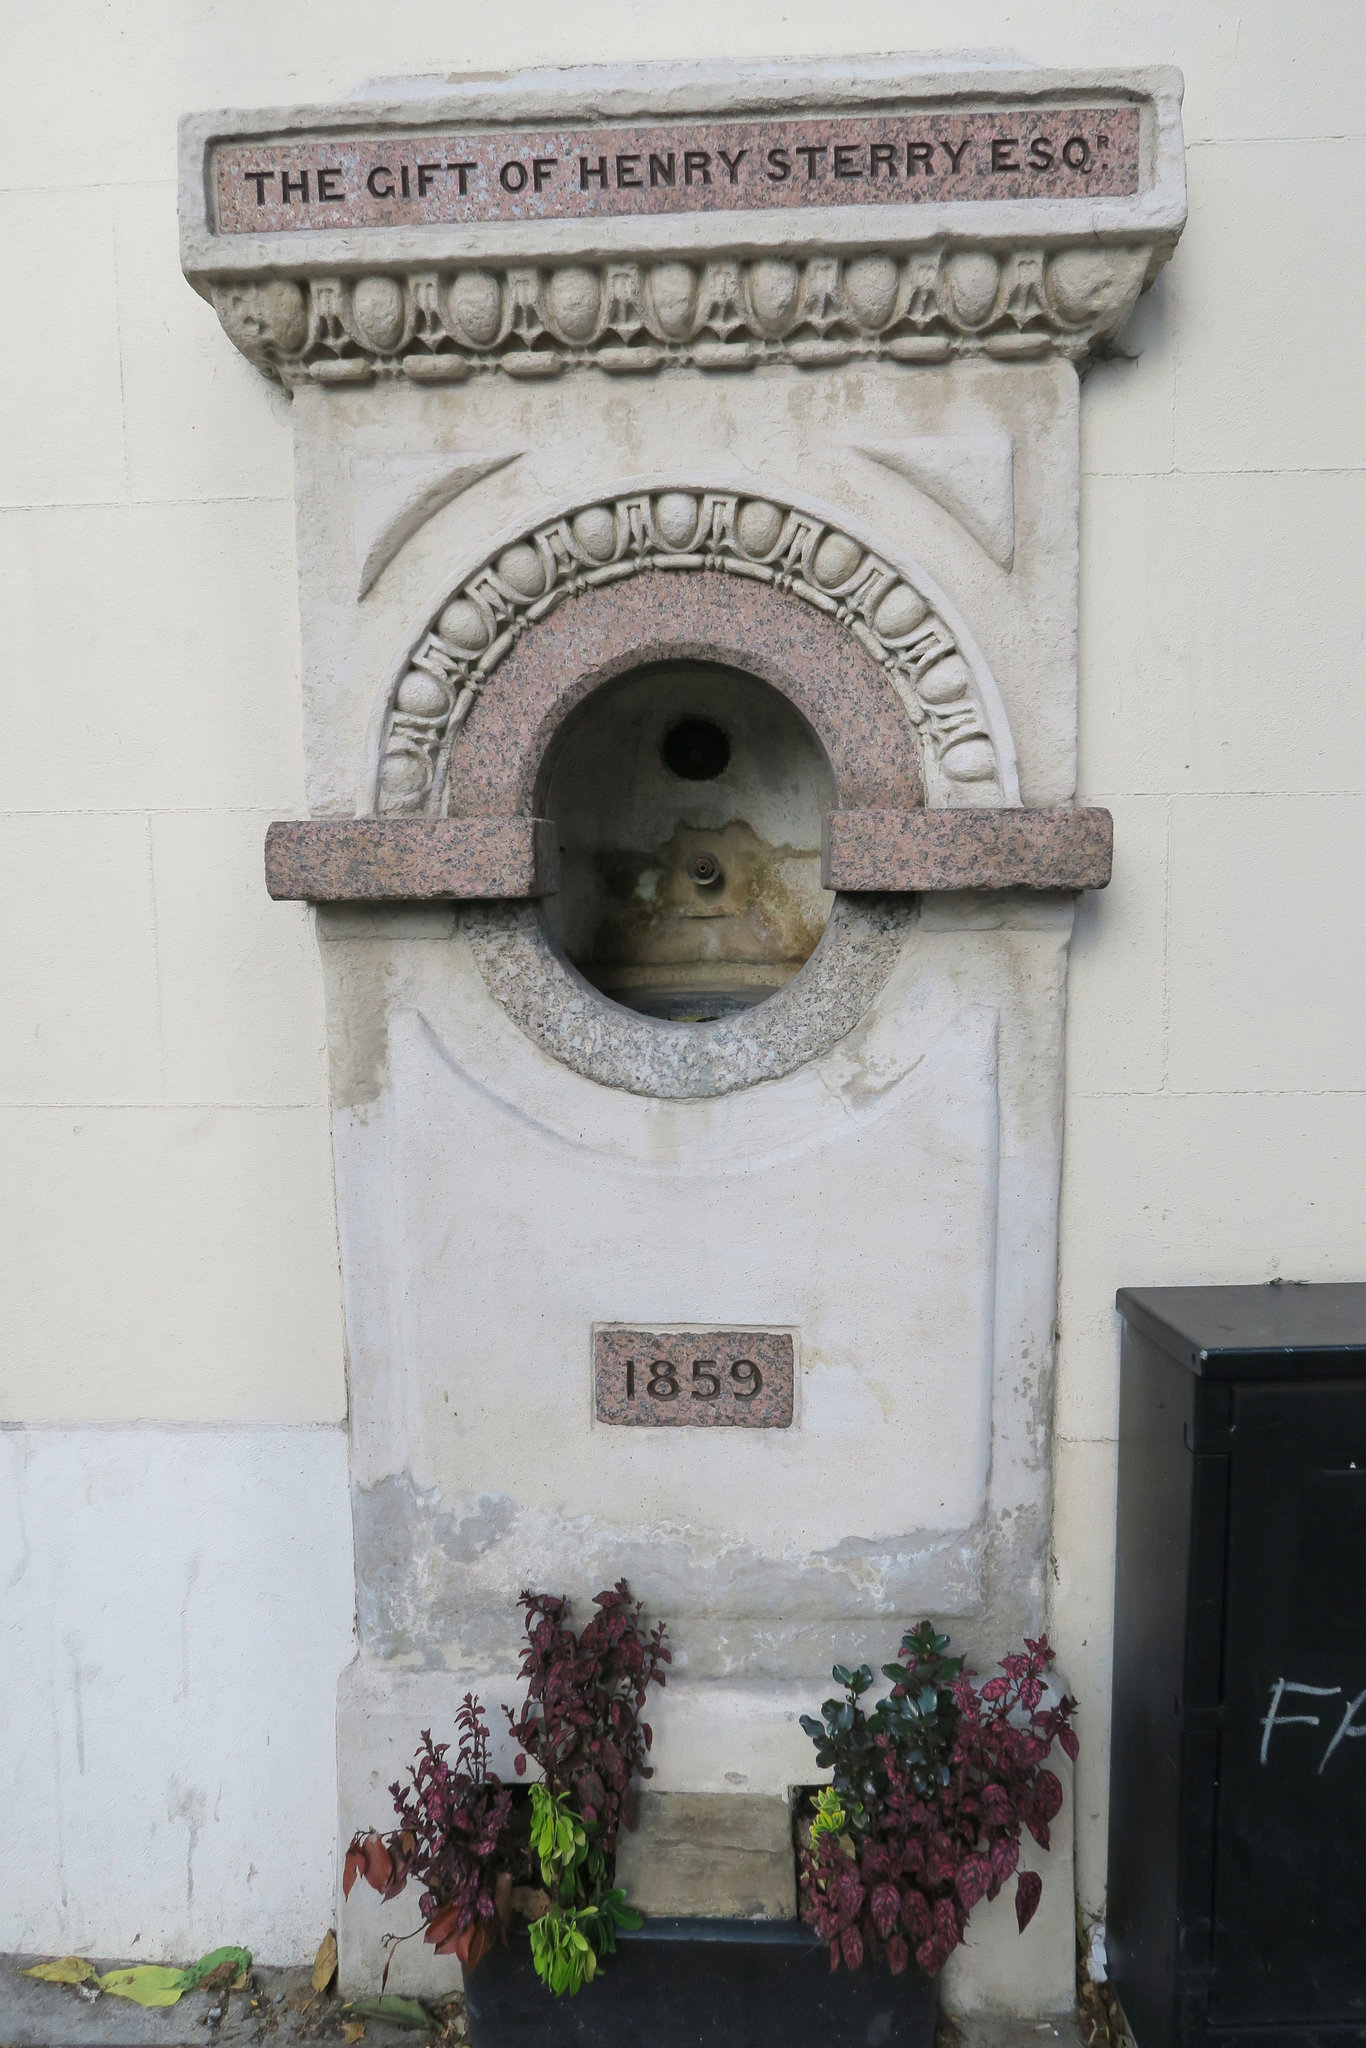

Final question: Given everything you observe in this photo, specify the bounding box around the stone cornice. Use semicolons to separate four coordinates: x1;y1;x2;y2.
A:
181;56;1186;382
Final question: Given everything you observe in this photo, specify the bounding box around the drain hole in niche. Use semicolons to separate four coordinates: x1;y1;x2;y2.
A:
540;661;835;1023
662;717;731;782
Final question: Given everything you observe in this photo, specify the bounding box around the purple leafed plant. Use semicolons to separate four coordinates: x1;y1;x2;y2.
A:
505;1580;671;1857
343;1580;669;1987
799;1626;1078;1978
344;1693;514;1971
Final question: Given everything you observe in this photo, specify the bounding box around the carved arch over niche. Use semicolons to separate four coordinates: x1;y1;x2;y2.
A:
366;482;1021;818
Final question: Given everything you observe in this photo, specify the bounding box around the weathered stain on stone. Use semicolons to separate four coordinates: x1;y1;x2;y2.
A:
355;1473;518;1654
352;1470;999;1674
316;905;458;1108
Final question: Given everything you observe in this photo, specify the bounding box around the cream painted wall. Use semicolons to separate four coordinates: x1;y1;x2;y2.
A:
1;0;1363;1936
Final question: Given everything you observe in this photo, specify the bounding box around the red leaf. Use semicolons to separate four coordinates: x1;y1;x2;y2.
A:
362;1838;394;1894
1033;1770;1063;1824
1058;1725;1079;1763
901;1890;932;1943
514;1754;527;1777
342;1844;365;1900
989;1836;1019;1885
933;1896;962;1952
425;1903;465;1949
982;1783;1012;1827
577;1768;607;1823
840;1924;865;1970
885;1933;908;1977
1015;1870;1043;1933
443;1919;494;1969
870;1883;901;1940
955;1853;992;1912
916;1931;954;1978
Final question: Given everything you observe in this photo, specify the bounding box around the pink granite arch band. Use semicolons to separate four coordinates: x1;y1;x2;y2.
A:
445;571;923;821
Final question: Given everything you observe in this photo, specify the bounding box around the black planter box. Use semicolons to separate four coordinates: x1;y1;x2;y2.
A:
464;1917;938;2048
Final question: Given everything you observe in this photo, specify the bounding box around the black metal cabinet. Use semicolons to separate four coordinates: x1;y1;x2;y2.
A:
1109;1284;1366;2048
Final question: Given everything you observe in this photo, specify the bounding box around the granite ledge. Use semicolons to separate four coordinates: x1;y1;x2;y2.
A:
822;806;1113;892
264;817;559;901
265;807;1110;904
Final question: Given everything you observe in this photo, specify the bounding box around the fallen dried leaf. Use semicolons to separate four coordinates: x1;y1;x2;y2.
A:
341;2023;365;2044
429;1993;468;2048
311;1931;338;1995
198;1963;240;1994
23;1957;97;1986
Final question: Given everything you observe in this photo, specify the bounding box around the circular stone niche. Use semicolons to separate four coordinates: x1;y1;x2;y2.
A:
539;661;836;1022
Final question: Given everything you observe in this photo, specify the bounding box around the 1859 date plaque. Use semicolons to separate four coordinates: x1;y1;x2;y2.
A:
594;1328;795;1429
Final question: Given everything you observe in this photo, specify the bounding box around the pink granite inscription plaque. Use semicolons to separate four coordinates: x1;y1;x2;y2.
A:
213;106;1139;233
594;1328;795;1429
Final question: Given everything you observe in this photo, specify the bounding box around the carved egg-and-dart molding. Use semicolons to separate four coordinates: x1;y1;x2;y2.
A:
213;244;1156;386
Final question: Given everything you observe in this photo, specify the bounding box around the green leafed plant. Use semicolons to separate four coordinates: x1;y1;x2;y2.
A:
808;1784;850;1849
525;1781;642;1994
526;1891;642;1997
799;1624;965;1830
529;1783;596;1896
